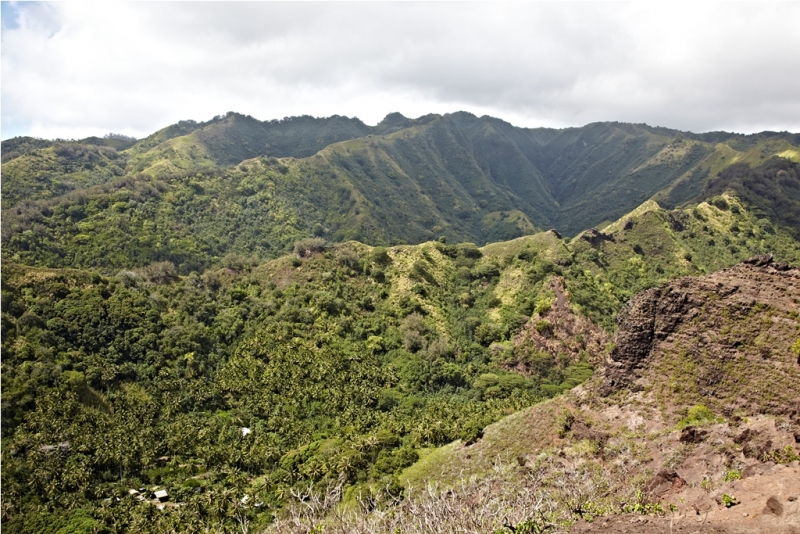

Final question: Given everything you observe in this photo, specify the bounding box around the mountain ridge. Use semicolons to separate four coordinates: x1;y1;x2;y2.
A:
3;112;800;268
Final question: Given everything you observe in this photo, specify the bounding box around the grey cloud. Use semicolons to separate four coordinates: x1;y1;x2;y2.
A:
2;2;800;139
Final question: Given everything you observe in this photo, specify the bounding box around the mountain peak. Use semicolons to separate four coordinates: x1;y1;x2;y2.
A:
373;112;412;134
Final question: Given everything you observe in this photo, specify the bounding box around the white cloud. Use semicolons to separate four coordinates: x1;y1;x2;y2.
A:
3;2;800;140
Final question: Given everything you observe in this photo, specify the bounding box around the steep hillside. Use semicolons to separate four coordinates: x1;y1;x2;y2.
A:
701;156;800;238
4;114;799;254
286;258;799;533
125;112;373;174
118;113;800;237
1;141;131;209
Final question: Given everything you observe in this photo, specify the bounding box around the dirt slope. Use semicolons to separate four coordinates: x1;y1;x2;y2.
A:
574;255;800;532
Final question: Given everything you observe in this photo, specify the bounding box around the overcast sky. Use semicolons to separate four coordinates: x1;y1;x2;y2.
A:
3;2;800;140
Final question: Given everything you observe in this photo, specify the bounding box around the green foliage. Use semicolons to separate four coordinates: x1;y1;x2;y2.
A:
1;141;129;208
678;404;718;429
294;237;327;258
6;116;798;274
0;244;551;532
702;158;800;238
494;518;548;534
534;320;552;335
769;445;800;464
2;115;800;532
4;508;99;534
721;494;738;508
622;490;666;515
556;409;575;438
723;469;741;482
533;296;553;315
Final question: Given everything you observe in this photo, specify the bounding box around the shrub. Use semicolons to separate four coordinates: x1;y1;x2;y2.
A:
401;313;427;352
723;469;741;482
336;248;361;270
535;320;552;336
711;197;729;210
222;253;255;273
370;246;392;266
294;237;327;257
472;262;500;280
475;323;502;346
460;420;485;445
678;404;718;428
556;408;574;438
142;261;178;284
457;242;482;259
534;297;553;316
410;260;436;284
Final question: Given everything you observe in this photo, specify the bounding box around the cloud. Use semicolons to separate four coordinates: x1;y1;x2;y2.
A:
2;2;800;140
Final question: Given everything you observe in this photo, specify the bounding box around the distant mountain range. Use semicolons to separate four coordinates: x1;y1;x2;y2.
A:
2;112;799;273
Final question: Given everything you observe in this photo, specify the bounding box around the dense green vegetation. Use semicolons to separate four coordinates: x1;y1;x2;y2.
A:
3;188;799;531
1;143;130;209
702;156;800;238
2;113;800;532
4;113;799;259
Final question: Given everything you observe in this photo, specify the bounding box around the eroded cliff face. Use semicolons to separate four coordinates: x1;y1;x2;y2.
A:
600;255;800;415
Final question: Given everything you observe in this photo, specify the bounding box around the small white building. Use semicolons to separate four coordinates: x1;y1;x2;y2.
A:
154;489;169;502
240;427;251;437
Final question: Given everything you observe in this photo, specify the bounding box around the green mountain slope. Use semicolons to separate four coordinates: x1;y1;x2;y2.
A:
125;112;373;174
3;113;800;259
2;193;799;532
1;142;130;209
700;156;800;238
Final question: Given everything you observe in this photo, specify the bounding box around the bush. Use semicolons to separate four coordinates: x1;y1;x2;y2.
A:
294;237;327;258
142;261;178;284
474;322;502;346
336;248;361;270
721;494;738;507
222;253;255;273
535;320;552;335
534;296;553;316
457;243;483;259
472;262;500;280
460;420;485;445
370;246;392;266
401;313;427;352
679;404;718;428
711;197;729;210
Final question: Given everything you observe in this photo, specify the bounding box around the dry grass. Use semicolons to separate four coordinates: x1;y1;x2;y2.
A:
263;460;601;534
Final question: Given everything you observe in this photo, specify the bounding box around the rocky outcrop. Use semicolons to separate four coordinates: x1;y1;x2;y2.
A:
600;256;800;397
